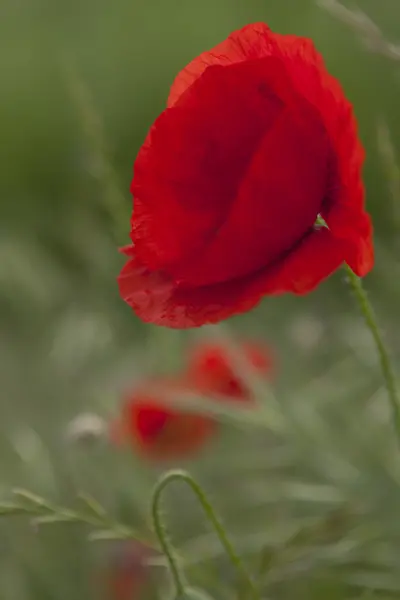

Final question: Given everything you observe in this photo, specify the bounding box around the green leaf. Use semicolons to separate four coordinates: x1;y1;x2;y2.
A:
12;488;50;508
77;492;107;519
87;529;129;542
0;503;30;516
31;514;77;526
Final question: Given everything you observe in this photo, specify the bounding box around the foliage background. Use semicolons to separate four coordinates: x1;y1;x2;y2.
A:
1;0;400;598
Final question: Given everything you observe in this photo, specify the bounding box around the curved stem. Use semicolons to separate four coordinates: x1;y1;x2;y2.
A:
345;264;400;442
151;474;186;596
152;470;260;600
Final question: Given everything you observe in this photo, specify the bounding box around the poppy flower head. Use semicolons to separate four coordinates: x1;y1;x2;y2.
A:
117;379;216;460
188;341;272;400
109;569;141;600
119;22;373;328
102;540;155;600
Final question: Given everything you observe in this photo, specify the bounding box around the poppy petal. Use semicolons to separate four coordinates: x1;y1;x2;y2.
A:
269;32;373;272
118;227;343;328
168;22;273;106
116;379;217;460
323;203;374;276
132;56;286;275
132;55;332;285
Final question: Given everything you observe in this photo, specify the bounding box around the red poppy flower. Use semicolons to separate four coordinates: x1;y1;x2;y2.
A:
108;567;142;600
188;341;272;400
118;23;373;328
101;541;155;600
113;378;216;460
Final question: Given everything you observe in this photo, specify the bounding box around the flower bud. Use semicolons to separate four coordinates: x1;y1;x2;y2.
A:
65;412;106;445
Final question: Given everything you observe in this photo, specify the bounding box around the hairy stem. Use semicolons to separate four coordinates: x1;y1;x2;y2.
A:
345;264;400;442
151;473;187;596
152;470;260;600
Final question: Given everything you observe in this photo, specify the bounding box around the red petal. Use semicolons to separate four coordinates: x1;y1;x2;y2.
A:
166;23;373;278
269;32;373;272
132;56;330;285
171;94;329;286
323;203;373;276
262;225;345;294
168;23;273;107
120;380;216;460
118;227;344;328
187;341;273;399
131;57;285;274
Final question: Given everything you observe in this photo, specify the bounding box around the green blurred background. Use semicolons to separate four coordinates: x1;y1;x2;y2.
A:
1;0;400;598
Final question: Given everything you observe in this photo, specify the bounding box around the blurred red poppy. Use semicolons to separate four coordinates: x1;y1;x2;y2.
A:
109;569;141;600
102;540;155;600
118;22;373;328
113;378;216;460
111;339;273;459
188;340;272;400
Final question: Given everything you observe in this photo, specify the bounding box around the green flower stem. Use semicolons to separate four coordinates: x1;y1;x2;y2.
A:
151;473;186;596
151;470;260;600
345;264;400;442
151;473;187;596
